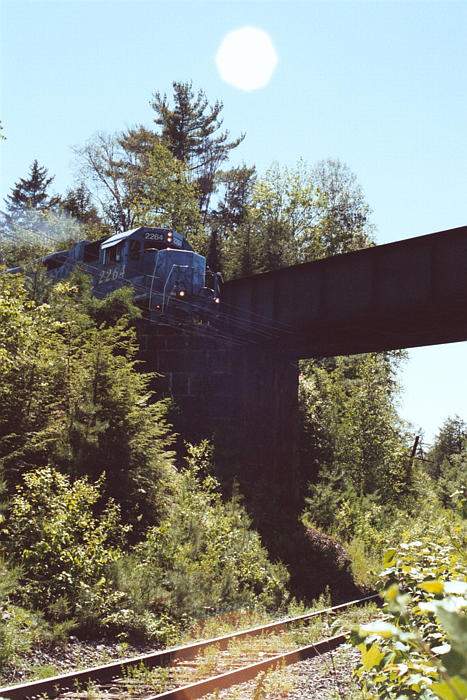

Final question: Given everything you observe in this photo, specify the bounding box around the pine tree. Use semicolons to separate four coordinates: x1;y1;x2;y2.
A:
5;160;59;218
150;82;244;218
61;183;101;225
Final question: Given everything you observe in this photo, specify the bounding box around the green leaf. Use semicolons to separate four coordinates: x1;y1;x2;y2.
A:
383;548;398;566
432;676;467;700
361;642;385;671
443;648;467;678
419;580;445;594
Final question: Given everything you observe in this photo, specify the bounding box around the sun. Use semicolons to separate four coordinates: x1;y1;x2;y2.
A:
215;27;278;92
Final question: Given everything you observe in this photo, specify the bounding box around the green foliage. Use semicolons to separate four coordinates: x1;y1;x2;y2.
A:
60;183;102;226
0;556;46;669
222;159;374;279
427;417;467;515
132;141;206;252
223;160;321;277
352;533;467;699
74;129;156;232
427;417;466;478
0;272;176;533
4;160;60;221
302;354;411;523
299;354;466;593
3;466;126;617
111;442;289;640
151;81;244;219
0;604;44;670
310;158;375;255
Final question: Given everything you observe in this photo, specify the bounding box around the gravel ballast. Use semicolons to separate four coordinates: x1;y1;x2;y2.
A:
205;643;363;699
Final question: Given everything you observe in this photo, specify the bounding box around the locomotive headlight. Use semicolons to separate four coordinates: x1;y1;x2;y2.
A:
179;290;186;297
214;297;220;304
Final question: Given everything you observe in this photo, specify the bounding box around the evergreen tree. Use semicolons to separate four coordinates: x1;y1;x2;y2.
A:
0;272;176;536
427;415;467;479
213;166;256;235
150;81;244;218
5;160;60;220
61;183;101;225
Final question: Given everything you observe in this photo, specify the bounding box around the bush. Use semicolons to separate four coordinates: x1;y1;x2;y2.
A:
110;443;289;641
352;530;467;699
0;557;44;670
3;467;127;623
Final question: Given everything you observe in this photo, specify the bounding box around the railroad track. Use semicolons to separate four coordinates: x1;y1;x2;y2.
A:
0;595;378;700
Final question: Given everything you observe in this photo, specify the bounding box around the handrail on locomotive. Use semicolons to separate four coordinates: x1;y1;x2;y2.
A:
9;226;222;321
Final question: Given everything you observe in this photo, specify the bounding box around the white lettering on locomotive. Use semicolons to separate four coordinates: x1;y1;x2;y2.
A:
98;265;126;285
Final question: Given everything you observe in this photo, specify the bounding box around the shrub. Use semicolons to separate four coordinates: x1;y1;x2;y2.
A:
0;557;44;670
352;530;467;699
111;443;289;641
3;467;128;622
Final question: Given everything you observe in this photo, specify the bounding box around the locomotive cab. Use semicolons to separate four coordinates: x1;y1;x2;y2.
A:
99;226;192;268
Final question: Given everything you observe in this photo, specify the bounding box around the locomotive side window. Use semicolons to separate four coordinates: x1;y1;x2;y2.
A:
83;241;100;263
129;240;141;261
107;242;124;263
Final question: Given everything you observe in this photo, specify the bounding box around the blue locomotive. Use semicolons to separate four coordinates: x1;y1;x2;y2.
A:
28;226;221;317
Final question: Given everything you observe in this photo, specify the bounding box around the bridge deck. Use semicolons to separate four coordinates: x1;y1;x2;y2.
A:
222;225;467;358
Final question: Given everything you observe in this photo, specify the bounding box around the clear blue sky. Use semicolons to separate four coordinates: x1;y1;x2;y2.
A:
1;0;466;440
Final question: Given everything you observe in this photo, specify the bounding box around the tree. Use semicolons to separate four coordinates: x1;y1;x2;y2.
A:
206;229;221;273
61;183;101;225
427;416;467;480
132;142;204;249
1;161;67;263
74;127;203;247
117;442;288;622
427;416;467;513
213;166;256;235
4;467;125;615
4;160;60;222
74;132;137;232
223;159;375;278
151;81;244;219
223;161;322;277
311;159;375;255
209;165;256;274
301;353;410;519
0;272;176;535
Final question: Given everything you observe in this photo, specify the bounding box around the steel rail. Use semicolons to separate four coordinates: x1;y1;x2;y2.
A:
146;633;347;700
0;594;377;699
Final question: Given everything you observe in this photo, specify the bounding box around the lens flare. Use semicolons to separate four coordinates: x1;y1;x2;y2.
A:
216;27;278;92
